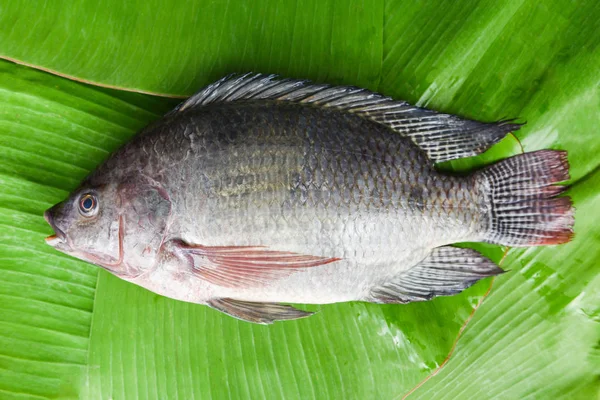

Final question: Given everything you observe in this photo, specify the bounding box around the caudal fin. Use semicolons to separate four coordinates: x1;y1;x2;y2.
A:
478;150;574;247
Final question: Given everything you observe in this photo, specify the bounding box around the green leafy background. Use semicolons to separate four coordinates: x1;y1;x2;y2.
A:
0;0;598;399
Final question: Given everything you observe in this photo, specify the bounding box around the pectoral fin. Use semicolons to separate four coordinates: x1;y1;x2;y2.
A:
370;246;504;304
208;298;314;324
164;239;340;288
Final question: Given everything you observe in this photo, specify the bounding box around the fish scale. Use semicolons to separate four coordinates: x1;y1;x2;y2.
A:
45;73;573;324
142;102;492;301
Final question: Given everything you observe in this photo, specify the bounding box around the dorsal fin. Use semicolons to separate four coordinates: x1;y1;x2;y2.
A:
174;73;523;163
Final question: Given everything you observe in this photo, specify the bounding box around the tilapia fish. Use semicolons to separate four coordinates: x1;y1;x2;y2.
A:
44;74;574;324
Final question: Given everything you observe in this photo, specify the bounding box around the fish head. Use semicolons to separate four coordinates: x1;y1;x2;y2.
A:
44;180;171;279
44;183;125;272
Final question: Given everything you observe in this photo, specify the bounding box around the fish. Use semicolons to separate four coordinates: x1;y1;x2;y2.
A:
44;73;574;324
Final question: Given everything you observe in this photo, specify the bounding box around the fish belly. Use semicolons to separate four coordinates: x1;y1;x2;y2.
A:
163;196;479;304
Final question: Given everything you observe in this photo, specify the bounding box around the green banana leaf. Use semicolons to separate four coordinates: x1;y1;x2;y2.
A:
0;1;598;399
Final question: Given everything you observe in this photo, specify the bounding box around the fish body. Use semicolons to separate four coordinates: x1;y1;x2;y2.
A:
45;74;573;323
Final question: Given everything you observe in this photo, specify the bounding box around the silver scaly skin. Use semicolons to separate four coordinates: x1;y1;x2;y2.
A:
44;74;573;323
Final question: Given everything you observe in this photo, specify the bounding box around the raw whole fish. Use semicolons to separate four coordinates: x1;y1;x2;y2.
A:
44;74;573;323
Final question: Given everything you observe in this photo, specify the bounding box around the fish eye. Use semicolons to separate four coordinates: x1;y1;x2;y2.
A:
79;194;98;217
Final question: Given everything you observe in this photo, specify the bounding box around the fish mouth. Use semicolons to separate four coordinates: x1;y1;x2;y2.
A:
44;208;67;247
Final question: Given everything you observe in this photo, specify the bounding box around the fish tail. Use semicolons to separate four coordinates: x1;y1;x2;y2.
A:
477;150;574;246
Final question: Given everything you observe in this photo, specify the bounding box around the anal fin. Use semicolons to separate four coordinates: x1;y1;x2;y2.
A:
208;298;314;324
370;246;503;304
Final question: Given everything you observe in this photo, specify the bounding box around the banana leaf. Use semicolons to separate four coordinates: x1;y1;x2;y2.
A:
0;1;598;398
